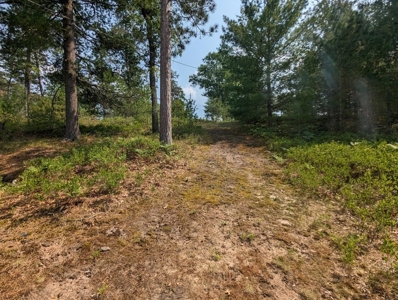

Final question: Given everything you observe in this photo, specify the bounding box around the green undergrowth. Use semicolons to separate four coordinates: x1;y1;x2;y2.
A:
250;126;360;152
251;125;398;263
173;123;203;140
286;141;398;261
80;116;147;137
4;136;175;200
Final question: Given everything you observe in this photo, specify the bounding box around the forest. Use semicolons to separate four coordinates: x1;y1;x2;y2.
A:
0;0;397;136
193;0;398;136
0;0;214;142
0;0;397;299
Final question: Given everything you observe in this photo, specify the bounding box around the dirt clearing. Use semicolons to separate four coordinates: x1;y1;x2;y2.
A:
0;122;396;299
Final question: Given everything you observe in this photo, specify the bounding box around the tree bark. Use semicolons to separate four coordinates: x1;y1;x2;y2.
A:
142;8;159;133
24;48;31;119
62;0;80;141
160;0;172;144
266;58;273;127
34;52;44;97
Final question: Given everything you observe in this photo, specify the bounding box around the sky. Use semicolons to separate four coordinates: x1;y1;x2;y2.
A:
171;0;242;118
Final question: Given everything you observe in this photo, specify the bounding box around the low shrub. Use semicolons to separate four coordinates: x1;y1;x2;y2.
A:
7;136;168;199
286;141;398;257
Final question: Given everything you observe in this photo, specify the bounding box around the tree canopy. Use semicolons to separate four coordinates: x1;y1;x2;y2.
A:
0;0;215;142
1;0;398;139
193;0;398;136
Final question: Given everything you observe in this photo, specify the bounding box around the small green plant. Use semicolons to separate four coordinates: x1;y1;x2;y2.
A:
91;250;101;259
135;173;143;186
97;283;108;296
212;250;222;261
333;234;366;263
65;176;82;197
240;233;256;242
380;236;397;256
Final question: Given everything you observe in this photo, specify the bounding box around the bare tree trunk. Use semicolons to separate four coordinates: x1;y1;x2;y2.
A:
266;59;273;127
142;9;159;133
24;48;31;119
149;50;159;134
34;52;44;96
62;0;80;141
7;77;12;100
160;0;172;144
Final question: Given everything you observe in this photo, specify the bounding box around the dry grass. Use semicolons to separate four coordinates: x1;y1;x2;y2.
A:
0;122;396;299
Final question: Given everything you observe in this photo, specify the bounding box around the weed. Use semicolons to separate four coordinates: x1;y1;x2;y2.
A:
380;236;397;256
97;283;108;296
91;250;101;259
309;215;330;231
132;232;145;244
333;234;366;263
274;256;290;272
135;173;143;186
240;233;256;242
245;282;255;294
211;250;222;261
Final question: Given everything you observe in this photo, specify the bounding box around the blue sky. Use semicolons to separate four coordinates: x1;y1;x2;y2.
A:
171;0;242;118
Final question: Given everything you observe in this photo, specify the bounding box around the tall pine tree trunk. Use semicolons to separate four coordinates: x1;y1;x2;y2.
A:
266;58;273;127
142;10;159;134
34;52;44;97
24;48;31;119
160;0;172;144
62;0;80;141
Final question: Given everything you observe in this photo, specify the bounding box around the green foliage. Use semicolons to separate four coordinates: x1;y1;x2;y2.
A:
204;98;230;122
173;124;203;140
286;141;398;239
192;0;307;124
333;234;367;263
240;233;256;242
172;89;198;127
6;135;168;199
0;84;66;137
380;236;397;256
80;117;146;137
26;95;65;134
0;86;26;130
250;123;358;152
